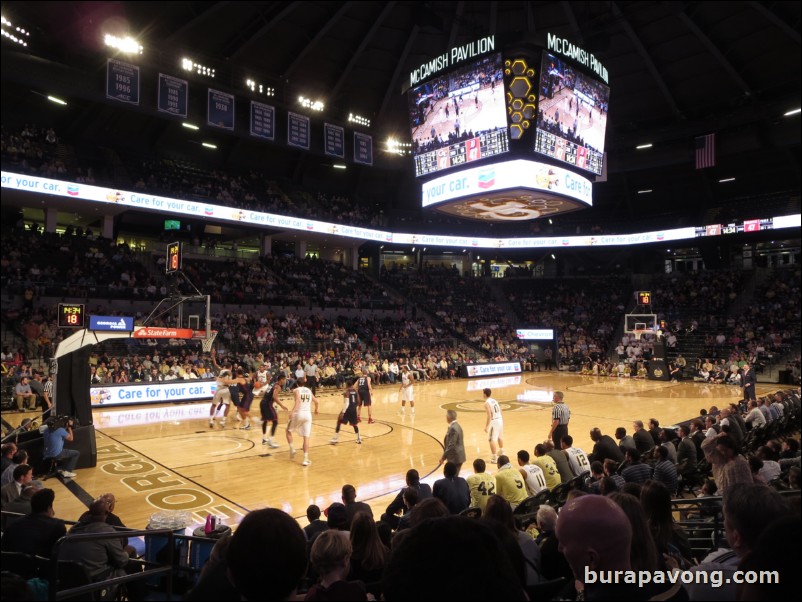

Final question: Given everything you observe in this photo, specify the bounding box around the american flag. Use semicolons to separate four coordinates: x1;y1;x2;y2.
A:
695;133;716;169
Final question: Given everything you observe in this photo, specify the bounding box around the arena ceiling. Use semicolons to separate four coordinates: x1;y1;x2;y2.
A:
2;1;801;232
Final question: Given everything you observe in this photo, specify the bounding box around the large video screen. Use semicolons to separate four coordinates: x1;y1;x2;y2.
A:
409;53;509;178
534;51;609;176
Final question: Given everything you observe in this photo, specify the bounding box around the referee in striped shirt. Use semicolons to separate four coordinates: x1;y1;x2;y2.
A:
549;391;570;449
42;373;54;418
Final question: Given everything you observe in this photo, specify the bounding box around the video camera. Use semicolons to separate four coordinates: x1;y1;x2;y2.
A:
43;415;78;431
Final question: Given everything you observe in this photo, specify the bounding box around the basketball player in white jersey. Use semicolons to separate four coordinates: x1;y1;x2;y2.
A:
561;435;591;477
399;366;414;415
483;388;504;463
208;369;233;428
517;450;548;496
286;376;319;466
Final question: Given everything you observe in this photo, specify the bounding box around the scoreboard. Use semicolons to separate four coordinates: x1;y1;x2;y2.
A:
695;218;774;238
58;303;86;328
534;129;604;175
414;131;509;177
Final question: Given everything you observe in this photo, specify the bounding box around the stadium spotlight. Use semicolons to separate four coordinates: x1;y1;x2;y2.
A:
784;107;801;116
1;15;30;47
246;78;275;97
182;57;215;78
104;33;143;55
348;112;371;127
298;96;324;111
386;138;412;156
182;122;199;130
635;143;652;150
47;95;67;106
718;177;735;183
202;142;217;149
551;254;556;259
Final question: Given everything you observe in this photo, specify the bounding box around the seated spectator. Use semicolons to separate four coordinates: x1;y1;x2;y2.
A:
1;488;65;558
633;420;655;454
640;480;692;565
588;427;624;464
1;464;33;505
381;468;432;530
382;516;527;601
621;449;652;485
348;511;388;589
482;494;541;586
304;504;329;541
615;427;637;454
651;446;679;495
227;508;308;601
305;530;369;601
342;484;373;527
701;433;752;492
60;499;132;581
432;461;470;514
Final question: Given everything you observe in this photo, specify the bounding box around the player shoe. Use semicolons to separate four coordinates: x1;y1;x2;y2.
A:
235;414;242;422
489;455;498;464
357;416;362;423
289;447;297;457
239;424;251;430
262;438;270;444
330;436;339;445
399;407;405;415
209;420;214;428
357;437;362;444
268;440;280;449
410;409;415;415
368;418;375;424
220;420;226;428
302;458;311;466
59;470;78;478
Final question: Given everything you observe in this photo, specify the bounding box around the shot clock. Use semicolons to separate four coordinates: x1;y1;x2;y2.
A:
58;303;86;328
166;241;182;274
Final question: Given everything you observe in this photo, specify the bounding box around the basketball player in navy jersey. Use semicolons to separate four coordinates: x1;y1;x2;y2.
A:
261;375;288;448
356;371;374;424
330;378;362;445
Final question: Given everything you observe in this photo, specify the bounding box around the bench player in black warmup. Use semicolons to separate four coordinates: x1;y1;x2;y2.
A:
330;378;362;445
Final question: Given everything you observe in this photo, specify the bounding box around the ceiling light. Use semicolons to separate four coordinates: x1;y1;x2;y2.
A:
202;142;217;149
551;254;556;259
636;143;653;150
718;177;735;183
1;16;30;47
246;78;274;97
47;95;67;106
182;122;199;130
298;96;324;112
104;33;143;55
638;189;653;194
783;108;801;116
182;57;215;78
348;112;371;127
333;164;346;170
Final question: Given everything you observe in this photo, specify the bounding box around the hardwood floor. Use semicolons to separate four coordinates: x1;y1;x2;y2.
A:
11;372;774;530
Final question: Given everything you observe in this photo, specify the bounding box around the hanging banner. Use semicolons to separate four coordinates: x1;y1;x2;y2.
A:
207;89;235;130
157;73;188;117
324;123;345;158
288;111;310;149
250;101;275;140
354;132;373;165
106;59;140;105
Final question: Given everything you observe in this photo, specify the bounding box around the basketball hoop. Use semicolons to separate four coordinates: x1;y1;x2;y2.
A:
633;329;654;341
194;330;218;353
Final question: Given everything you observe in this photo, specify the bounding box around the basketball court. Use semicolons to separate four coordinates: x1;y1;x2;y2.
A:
19;371;776;531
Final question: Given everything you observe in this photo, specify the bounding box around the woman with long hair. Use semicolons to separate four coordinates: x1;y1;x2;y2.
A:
348;511;388;590
482;494;541;586
640;480;693;566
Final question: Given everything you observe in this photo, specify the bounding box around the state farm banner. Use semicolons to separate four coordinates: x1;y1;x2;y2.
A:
132;327;195;339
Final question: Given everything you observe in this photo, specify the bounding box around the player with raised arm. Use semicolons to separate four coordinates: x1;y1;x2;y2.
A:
261;375;288;448
286;376;319;466
208;357;234;428
330;378;362;445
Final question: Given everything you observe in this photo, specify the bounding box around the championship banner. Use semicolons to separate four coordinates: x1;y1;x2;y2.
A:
250;101;275;140
106;59;140;105
157;73;188;117
288;112;311;149
354;132;373;165
208;89;235;130
324;123;345;158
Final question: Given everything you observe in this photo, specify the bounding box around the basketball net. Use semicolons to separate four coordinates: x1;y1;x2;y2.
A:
200;330;218;353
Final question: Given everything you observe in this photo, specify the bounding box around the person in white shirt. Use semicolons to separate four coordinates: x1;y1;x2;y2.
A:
389;360;400;384
560;435;591;477
286;377;319;466
517;450;547;496
483;388;504;463
744;400;767;428
399;366;414;415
